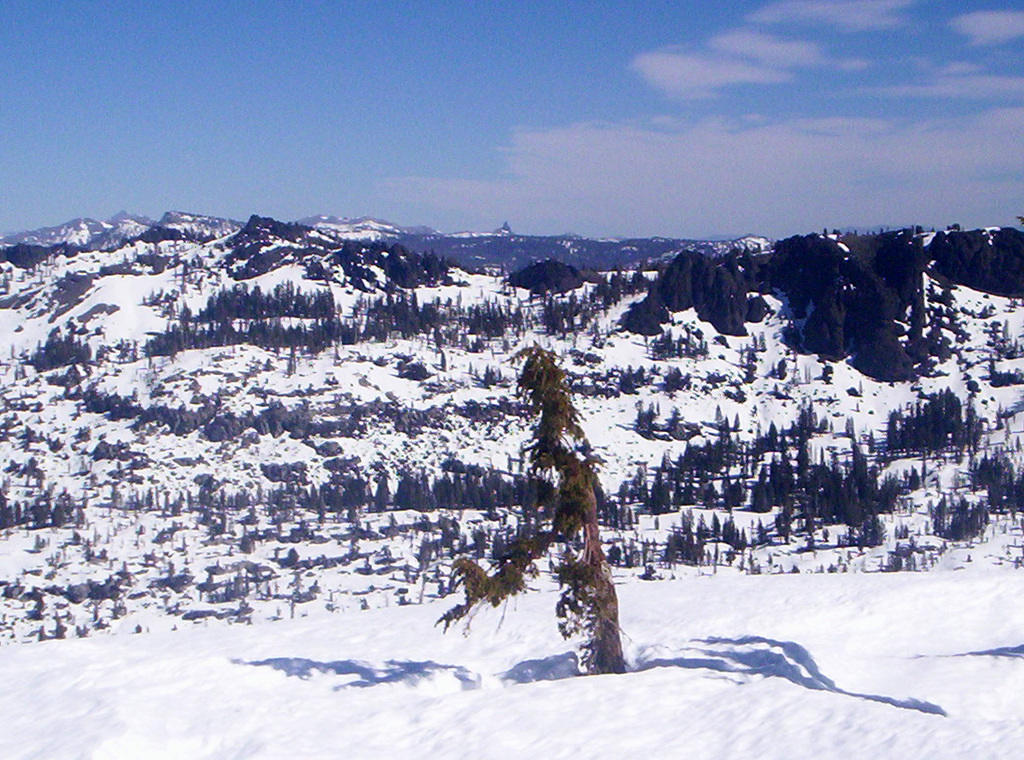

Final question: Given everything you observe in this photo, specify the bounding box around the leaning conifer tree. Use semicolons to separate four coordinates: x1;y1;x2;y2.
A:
439;346;625;674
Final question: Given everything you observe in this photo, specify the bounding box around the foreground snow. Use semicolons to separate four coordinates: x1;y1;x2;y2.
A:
3;569;1022;759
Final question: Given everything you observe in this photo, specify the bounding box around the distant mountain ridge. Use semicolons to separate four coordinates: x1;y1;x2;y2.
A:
1;212;154;249
156;211;242;241
0;211;242;249
1;211;770;270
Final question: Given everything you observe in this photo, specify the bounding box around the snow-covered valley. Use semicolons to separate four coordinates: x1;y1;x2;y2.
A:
2;214;1024;757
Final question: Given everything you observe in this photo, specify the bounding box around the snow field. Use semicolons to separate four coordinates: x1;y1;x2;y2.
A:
2;568;1021;759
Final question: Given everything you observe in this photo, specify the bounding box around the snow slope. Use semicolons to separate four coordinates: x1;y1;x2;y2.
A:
1;568;1021;759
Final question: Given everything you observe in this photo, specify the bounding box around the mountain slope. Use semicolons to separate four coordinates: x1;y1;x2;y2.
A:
0;217;1023;651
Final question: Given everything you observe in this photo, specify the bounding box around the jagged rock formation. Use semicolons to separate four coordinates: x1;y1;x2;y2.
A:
930;228;1024;296
622;250;762;338
623;227;1024;382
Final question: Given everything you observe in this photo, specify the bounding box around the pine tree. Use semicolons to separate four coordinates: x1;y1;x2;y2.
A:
439;346;625;674
373;476;390;512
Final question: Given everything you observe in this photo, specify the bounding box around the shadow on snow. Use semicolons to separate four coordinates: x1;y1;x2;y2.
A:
240;657;481;691
240;637;945;717
239;651;581;690
499;651;580;683
635;635;946;717
957;643;1024;659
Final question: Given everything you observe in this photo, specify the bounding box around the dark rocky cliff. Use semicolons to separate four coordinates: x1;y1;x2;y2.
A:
622;227;1024;382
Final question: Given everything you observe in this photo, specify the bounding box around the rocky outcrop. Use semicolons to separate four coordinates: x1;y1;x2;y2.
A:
768;232;926;382
620;229;970;382
622;251;759;337
930;228;1024;296
508;259;584;295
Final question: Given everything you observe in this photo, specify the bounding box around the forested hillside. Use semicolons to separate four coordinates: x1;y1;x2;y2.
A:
0;217;1022;644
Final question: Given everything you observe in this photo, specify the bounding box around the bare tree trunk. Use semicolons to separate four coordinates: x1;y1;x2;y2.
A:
583;494;625;674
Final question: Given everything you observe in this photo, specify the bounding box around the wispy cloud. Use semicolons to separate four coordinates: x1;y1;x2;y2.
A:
382;109;1024;237
709;29;824;67
632;29;860;99
749;0;914;31
631;47;790;99
875;71;1024;99
951;10;1024;46
390;2;1022;236
937;62;985;76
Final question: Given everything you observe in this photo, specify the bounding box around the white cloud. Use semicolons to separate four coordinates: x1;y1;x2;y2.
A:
631;48;790;99
750;0;914;31
951;10;1024;46
632;30;860;99
876;73;1024;99
837;58;871;72
709;29;824;67
938;61;985;76
382;109;1024;238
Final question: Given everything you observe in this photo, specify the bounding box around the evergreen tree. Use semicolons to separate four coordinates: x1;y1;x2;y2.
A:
440;346;625;674
373;476;390;512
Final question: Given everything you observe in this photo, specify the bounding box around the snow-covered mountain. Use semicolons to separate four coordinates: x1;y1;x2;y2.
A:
1;216;1023;641
156;210;242;241
0;211;243;250
297;215;437;242
2;215;1024;758
2;211;772;270
718;233;772;254
0;212;154;249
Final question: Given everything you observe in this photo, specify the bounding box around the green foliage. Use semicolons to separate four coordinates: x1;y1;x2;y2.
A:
439;346;624;674
438;535;551;631
515;346;584;469
554;556;600;639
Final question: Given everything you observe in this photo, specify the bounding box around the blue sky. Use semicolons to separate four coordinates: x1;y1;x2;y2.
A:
1;0;1022;238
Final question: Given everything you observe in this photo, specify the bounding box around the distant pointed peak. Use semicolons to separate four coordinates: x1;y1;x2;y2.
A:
495;221;512;235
